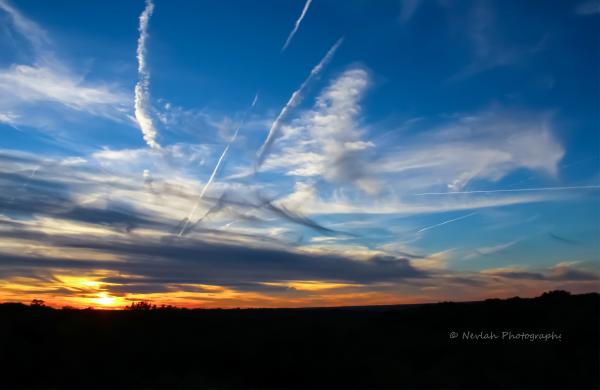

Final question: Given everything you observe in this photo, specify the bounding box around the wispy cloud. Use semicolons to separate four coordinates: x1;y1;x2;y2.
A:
0;0;48;51
465;239;520;259
0;1;129;126
134;0;160;149
379;109;565;192
178;94;259;236
281;0;313;52
576;0;600;15
399;0;422;23
415;185;600;196
256;37;343;167
448;1;547;82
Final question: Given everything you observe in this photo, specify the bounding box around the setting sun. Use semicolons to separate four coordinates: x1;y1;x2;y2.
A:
93;293;118;307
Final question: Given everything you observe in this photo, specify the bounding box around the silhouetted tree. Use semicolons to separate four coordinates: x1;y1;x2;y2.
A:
126;301;154;310
541;290;572;299
30;299;45;307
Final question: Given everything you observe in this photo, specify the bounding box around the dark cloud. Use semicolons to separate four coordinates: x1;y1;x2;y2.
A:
548;267;598;281
548;233;582;246
0;230;428;295
490;271;546;280
488;267;598;282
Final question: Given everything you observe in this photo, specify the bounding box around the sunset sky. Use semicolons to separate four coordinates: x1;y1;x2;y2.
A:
0;0;598;309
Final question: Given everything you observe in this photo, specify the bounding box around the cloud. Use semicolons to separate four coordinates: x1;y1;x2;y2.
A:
548;233;582;246
448;1;547;82
0;0;48;51
134;0;160;149
465;239;519;259
399;0;422;23
0;111;18;126
263;66;376;192
0;64;129;117
281;0;313;52
482;263;598;282
379;109;565;192
576;0;600;15
415;185;600;196
178;95;259;236
0;0;130;126
256;37;343;167
0;228;428;288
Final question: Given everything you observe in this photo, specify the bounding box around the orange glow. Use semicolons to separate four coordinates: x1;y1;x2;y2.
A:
91;293;124;308
2;272;599;309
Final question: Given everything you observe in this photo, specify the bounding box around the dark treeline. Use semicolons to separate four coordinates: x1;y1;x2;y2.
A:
0;290;598;388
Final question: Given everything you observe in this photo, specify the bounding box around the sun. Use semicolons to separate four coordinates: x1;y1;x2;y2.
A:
93;293;117;307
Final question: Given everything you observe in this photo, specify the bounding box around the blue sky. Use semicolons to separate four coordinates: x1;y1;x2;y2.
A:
0;0;598;308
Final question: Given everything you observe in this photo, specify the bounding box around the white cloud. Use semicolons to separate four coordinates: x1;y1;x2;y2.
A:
256;38;343;167
264;66;376;192
0;64;129;118
0;111;18;126
378;110;564;191
0;0;130;126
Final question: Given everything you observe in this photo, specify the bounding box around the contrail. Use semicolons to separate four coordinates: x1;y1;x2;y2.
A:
281;0;313;52
178;94;259;236
134;0;160;149
256;37;343;168
417;212;476;233
414;185;600;196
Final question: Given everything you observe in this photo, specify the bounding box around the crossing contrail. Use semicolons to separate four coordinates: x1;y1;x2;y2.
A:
177;94;259;236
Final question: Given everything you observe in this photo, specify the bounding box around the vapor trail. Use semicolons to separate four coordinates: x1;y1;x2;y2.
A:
281;0;313;52
417;212;476;233
134;0;160;149
414;185;600;196
178;95;259;236
256;37;343;168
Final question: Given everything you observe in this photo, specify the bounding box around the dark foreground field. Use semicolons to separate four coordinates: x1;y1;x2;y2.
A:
0;290;598;389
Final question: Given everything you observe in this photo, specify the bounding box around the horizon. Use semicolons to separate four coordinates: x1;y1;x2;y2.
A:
4;289;593;310
0;0;599;309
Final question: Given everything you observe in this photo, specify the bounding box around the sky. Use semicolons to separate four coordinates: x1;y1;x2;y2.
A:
0;0;598;309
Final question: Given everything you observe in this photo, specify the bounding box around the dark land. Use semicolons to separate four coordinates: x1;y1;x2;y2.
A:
0;290;598;389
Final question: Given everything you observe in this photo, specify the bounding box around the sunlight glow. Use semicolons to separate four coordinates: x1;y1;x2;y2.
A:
93;293;117;307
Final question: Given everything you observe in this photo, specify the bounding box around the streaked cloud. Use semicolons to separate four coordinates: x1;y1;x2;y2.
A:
0;0;130;126
415;185;600;196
